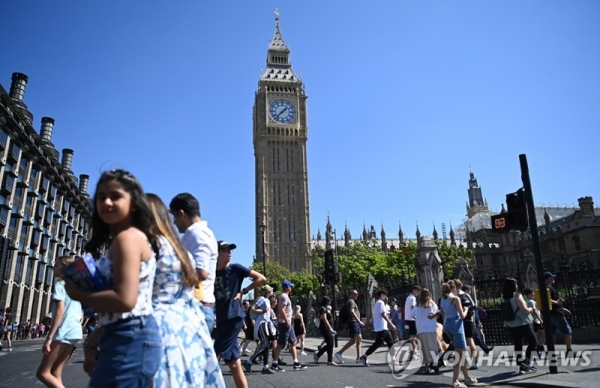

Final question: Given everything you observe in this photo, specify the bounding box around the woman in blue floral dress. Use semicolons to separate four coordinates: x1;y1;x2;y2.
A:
147;194;225;387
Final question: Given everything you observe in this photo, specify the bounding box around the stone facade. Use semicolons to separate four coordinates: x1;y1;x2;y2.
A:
253;12;311;272
457;172;600;280
0;72;93;324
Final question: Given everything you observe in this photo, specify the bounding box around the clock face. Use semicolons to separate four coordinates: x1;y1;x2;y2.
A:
269;99;296;124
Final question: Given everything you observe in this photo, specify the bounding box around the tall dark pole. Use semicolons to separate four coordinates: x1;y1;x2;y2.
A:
519;154;558;374
260;222;267;276
332;230;338;347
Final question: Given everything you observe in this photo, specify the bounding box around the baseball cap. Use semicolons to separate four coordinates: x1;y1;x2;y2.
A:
544;271;557;279
282;280;294;289
217;241;237;251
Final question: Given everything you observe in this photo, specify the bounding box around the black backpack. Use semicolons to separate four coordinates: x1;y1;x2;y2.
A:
500;298;518;321
338;303;350;326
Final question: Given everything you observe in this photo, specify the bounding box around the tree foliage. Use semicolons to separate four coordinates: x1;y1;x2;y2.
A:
249;261;290;291
253;240;473;300
435;240;473;279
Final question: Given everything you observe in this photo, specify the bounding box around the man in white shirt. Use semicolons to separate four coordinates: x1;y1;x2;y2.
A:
170;192;218;331
404;285;421;360
358;289;396;366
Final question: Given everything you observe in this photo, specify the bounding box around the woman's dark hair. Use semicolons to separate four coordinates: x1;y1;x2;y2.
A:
320;296;331;306
85;169;159;256
147;193;198;287
502;278;518;300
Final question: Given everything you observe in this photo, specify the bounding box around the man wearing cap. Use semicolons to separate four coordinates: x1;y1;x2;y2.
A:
214;241;266;387
545;271;573;354
271;280;308;372
169;193;218;331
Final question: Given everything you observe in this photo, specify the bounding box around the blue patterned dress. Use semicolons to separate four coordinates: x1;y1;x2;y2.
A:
152;236;225;387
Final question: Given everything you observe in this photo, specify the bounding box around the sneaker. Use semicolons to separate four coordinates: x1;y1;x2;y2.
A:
278;358;288;366
327;361;339;366
566;348;574;358
335;352;344;364
519;362;534;374
293;362;307;371
243;362;252;374
464;377;478;385
301;351;307;356
359;355;368;366
261;367;275;374
355;358;362;364
270;364;285;372
469;363;479;370
8;348;12;352
314;353;319;364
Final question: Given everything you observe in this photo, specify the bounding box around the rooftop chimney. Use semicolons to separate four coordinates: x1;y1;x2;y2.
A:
9;72;28;102
61;148;74;171
79;174;89;194
578;196;595;218
40;117;55;142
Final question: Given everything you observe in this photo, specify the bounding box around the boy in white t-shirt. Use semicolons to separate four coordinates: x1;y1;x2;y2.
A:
404;285;421;360
358;289;397;366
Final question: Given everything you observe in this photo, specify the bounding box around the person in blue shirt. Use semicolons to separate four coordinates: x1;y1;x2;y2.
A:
390;298;404;341
214;241;266;388
36;255;83;387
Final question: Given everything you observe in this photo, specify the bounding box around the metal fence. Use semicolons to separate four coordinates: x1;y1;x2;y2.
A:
473;266;600;345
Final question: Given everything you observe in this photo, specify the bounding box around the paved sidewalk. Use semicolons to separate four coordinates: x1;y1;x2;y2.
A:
294;334;600;388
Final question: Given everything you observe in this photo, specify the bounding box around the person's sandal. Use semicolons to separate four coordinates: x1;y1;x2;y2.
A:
452;381;467;388
464;377;478;385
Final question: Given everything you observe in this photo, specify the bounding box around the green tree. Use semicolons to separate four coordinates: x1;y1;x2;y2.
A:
250;261;290;290
435;240;473;279
287;270;320;299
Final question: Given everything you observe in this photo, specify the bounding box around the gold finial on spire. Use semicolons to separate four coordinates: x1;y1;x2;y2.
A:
274;8;280;22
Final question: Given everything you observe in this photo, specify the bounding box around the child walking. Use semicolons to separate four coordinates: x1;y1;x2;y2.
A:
523;288;545;357
65;169;162;387
36;255;83;387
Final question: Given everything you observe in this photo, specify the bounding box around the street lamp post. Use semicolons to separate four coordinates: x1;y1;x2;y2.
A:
259;222;267;276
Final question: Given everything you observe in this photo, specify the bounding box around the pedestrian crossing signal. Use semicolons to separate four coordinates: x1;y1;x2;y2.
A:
491;214;509;233
491;188;529;233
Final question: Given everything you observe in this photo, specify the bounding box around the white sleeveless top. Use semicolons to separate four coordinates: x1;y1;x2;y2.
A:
97;232;157;326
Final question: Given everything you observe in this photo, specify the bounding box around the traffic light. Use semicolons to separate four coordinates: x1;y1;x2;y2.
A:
506;189;528;231
324;249;340;285
491;188;528;233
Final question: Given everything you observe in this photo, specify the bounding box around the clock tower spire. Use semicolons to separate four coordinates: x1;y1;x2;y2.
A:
254;10;311;273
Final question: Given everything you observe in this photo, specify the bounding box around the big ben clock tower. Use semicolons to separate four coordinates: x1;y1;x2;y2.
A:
254;10;311;273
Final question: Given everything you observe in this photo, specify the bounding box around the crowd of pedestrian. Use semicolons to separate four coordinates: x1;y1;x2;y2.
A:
0;168;577;388
237;272;572;388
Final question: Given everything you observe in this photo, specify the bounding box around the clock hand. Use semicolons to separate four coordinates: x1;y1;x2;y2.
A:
275;107;288;118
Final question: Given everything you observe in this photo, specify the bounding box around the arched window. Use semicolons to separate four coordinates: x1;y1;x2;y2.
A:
572;235;581;251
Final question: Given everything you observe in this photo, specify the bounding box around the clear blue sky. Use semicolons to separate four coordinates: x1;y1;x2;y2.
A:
1;1;599;272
